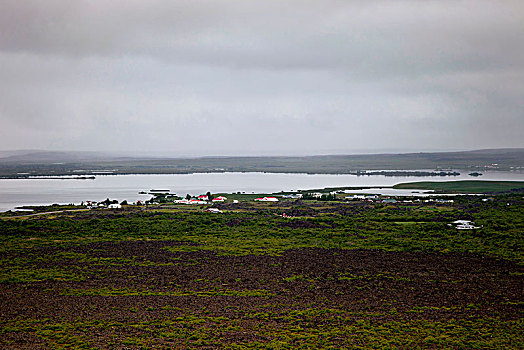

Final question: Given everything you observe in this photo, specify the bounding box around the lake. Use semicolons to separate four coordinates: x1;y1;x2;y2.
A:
1;171;524;212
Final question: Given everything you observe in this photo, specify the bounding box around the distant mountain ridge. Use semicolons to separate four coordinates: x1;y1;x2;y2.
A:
1;148;523;163
0;151;122;163
0;148;523;177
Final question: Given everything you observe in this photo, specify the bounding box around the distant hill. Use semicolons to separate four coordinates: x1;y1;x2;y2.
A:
0;151;120;163
0;150;43;159
0;148;523;177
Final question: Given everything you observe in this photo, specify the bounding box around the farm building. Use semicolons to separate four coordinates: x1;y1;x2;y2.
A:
450;220;481;230
254;197;279;202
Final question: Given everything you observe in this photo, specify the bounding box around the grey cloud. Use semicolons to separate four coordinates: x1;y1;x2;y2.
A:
0;0;523;155
2;1;522;73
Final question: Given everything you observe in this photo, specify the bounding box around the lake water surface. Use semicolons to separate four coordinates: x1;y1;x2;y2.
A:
1;171;524;212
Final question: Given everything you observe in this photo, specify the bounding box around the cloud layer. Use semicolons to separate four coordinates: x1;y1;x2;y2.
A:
1;0;523;155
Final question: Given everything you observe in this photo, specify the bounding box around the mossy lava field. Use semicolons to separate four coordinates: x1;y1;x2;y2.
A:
1;196;523;348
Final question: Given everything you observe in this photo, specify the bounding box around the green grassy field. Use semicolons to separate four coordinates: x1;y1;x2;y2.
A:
393;180;524;193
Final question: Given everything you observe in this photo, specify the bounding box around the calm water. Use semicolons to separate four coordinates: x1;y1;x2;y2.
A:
1;171;523;212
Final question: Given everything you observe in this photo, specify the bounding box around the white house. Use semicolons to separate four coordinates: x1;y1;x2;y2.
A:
282;194;303;199
173;199;190;204
189;199;207;205
254;197;279;202
450;220;480;230
436;199;454;203
108;203;122;209
212;196;227;202
456;223;480;230
452;220;472;225
345;195;365;200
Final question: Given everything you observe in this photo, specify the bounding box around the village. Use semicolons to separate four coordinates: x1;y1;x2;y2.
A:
77;186;507;210
82;193;282;210
83;191;461;209
71;189;506;232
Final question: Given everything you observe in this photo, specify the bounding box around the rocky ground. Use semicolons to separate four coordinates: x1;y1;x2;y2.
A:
1;240;522;348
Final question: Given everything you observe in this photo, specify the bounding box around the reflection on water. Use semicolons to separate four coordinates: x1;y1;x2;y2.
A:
1;171;523;211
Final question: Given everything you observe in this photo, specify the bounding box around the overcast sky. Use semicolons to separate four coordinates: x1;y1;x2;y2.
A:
0;0;523;156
